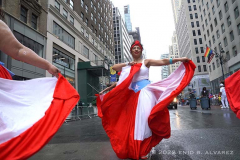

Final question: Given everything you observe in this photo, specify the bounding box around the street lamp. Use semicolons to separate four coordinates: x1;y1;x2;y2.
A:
214;47;225;80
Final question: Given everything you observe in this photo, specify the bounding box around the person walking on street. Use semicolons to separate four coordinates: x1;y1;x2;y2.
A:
220;83;229;109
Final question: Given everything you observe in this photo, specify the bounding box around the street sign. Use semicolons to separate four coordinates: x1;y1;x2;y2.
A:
110;67;116;75
110;74;116;82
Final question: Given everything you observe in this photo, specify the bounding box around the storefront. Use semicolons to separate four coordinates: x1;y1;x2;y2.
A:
52;47;75;87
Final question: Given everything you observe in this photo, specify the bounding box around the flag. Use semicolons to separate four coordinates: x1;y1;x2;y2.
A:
207;53;215;63
204;47;213;57
0;72;80;159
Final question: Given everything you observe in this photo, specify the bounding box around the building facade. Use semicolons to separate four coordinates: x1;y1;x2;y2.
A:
174;0;211;97
171;0;182;26
197;0;240;94
161;54;169;79
113;7;133;64
169;31;180;74
129;27;141;42
0;0;48;80
124;5;132;32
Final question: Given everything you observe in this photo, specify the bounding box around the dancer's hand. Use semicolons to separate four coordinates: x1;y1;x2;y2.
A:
129;61;137;66
47;64;61;78
99;91;104;95
181;57;190;62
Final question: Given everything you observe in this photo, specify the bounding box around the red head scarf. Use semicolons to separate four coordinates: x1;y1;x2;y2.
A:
130;40;143;52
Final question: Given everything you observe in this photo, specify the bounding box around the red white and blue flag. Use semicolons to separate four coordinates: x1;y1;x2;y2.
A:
0;65;79;160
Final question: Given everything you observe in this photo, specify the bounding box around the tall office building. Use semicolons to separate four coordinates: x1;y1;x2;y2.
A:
173;0;211;97
171;0;182;25
169;31;180;74
161;54;169;79
0;0;48;80
197;0;240;94
129;27;141;42
113;7;133;64
124;5;132;32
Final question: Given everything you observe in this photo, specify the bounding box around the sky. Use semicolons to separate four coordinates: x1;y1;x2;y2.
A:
110;0;175;82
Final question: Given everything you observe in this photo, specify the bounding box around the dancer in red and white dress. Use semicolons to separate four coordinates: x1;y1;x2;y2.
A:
0;15;79;160
97;40;195;159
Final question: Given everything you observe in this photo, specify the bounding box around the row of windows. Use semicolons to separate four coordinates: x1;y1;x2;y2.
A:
20;6;38;30
197;65;207;72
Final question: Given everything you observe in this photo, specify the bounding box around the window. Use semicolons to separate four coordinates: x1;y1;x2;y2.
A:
85;5;88;13
218;42;222;52
85;18;88;25
212;35;215;43
209;40;212;47
191;22;194;28
70;0;74;9
201;47;204;53
209;65;212;72
238;23;240;35
205;19;208;26
221;24;225;33
199;5;201;11
206;2;209;10
202;24;205;31
190;14;193;19
81;0;84;7
81;27;84;33
20;6;28;23
70;15;74;25
85;32;89;39
224;2;229;12
203;65;207;71
224;37;228;47
198;65;201;72
207;30;209;37
63;9;68;19
216;59;220;67
197;57;200;63
234;7;239;19
94;6;96;13
194;5;197;10
53;21;75;49
199;38;202;44
203;9;206;16
55;1;60;11
91;13;93;20
213;62;215;70
219;10;222;20
233;46;237;57
195;13;198;18
232;0;236;3
83;46;89;58
217;0;220;7
214;18;217;26
208;13;211;21
193;30;196;36
216;30;220;39
198;30;201;35
194;39;197;45
227;16;231;26
202;56;205;62
230;31;234;41
226;51;230;61
188;0;190;3
81;12;84;20
196;21;199;27
189;6;192;11
31;14;37;29
201;15;203;21
195;47;199;54
212;6;215;15
14;31;43;58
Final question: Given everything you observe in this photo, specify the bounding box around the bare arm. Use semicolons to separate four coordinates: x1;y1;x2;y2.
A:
145;57;190;67
99;82;117;95
0;20;60;76
112;63;128;72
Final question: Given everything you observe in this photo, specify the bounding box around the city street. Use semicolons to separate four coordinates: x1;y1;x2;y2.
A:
30;105;240;160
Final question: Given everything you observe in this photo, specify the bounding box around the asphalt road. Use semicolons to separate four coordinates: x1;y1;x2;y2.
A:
30;105;240;160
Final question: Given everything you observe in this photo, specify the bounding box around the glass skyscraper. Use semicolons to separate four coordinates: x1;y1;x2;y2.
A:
124;5;132;32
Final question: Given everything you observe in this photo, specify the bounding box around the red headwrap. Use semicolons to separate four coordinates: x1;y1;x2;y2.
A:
130;40;143;52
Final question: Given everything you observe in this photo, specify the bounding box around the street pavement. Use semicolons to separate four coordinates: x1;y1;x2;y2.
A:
30;105;240;160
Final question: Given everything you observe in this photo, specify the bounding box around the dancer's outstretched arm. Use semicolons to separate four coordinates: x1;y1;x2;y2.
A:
99;82;117;95
145;57;190;67
0;20;60;77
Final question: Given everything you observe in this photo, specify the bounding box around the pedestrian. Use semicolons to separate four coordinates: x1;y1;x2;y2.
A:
99;40;195;159
201;87;210;107
0;10;79;159
225;70;240;119
219;83;229;109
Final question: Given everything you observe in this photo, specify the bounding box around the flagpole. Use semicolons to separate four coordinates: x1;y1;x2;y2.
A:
206;46;225;80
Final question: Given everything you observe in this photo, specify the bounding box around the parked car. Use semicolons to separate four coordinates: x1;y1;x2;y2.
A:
168;97;178;109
